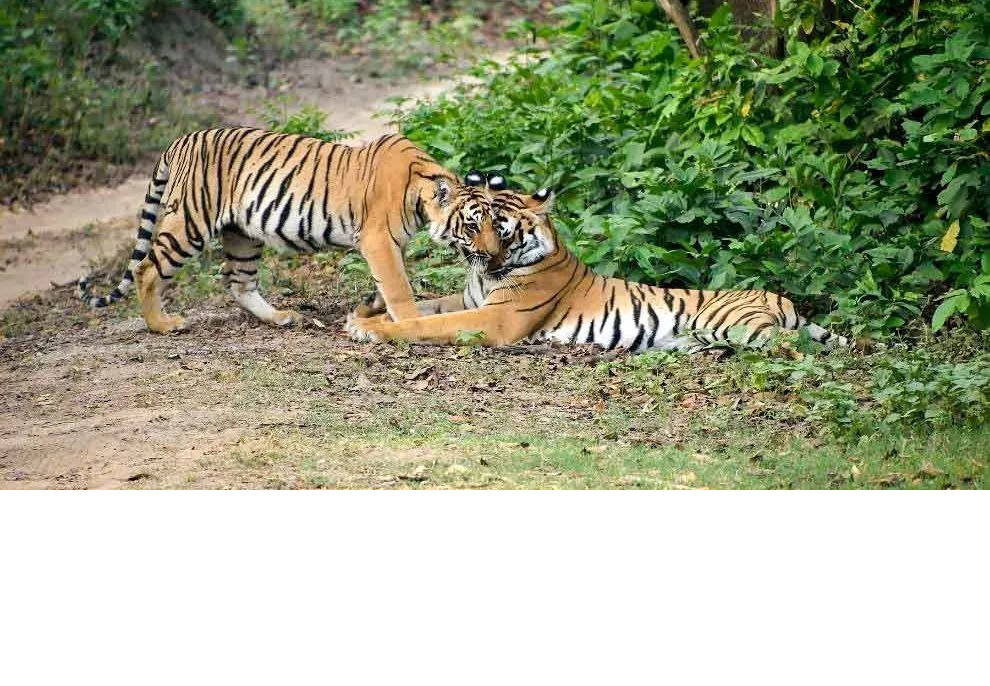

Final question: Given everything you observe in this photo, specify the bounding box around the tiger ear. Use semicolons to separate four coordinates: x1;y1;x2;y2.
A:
488;174;507;191
526;187;554;215
434;177;454;207
464;170;485;187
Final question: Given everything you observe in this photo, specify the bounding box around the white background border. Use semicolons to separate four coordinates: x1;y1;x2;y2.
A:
2;492;986;685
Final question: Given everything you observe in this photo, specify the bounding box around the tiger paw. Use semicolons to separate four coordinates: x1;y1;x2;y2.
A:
148;314;188;334
271;309;302;327
345;314;384;343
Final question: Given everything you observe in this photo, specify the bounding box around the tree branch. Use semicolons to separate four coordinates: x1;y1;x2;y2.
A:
656;0;706;60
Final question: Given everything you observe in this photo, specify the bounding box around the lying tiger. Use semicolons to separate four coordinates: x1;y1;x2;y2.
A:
79;127;502;333
346;178;849;353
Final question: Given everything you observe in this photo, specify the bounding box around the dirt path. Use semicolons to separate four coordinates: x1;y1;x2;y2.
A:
1;53;555;490
0;59;471;309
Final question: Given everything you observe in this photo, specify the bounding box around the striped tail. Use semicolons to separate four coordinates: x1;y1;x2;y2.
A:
799;318;849;350
78;155;170;308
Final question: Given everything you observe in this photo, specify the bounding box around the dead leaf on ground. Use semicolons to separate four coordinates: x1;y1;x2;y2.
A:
398;465;429;482
915;461;944;479
405;365;439;391
404;366;433;381
871;473;905;487
679;393;707;410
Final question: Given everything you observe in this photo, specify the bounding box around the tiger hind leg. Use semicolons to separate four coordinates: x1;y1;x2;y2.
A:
134;214;201;334
800;321;849;350
221;227;300;327
353;291;386;318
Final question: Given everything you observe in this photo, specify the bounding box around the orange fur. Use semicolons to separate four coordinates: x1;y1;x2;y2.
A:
348;186;848;353
79;127;500;333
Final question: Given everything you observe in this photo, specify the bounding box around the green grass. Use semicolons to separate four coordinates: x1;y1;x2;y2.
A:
210;338;990;489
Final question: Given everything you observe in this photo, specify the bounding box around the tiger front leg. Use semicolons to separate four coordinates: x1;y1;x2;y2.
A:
346;307;520;347
353;292;466;320
358;227;420;321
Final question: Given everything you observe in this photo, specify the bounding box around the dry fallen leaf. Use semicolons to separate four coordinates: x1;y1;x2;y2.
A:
940;219;960;253
916;461;944;479
311;317;326;329
404;366;433;381
351;373;373;391
398;465;429;482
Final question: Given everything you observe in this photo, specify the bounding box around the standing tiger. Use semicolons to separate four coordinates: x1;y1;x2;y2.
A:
346;178;849;352
78;127;502;333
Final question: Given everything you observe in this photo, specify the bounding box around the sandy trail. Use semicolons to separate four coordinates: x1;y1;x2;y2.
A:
0;62;467;309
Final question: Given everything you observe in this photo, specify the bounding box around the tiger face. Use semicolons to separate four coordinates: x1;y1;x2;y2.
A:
484;186;557;280
425;172;503;272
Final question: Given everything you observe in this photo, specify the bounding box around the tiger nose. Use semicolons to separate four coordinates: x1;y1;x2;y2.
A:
468;252;490;267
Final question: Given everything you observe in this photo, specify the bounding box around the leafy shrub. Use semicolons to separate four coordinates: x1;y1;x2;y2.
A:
293;0;359;24
0;0;203;202
398;0;990;339
187;0;246;29
258;99;355;142
606;330;990;440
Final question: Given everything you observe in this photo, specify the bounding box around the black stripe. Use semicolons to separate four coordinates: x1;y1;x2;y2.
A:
646;304;660;349
630;325;646;352
663;289;675;311
518;259;581;313
148;250;166;278
156;245;184;269
630;291;642;325
548;307;572;333
569;314;584;345
673;297;686;334
225;253;262;262
159;232;192;259
745;321;774;345
607;311;623;350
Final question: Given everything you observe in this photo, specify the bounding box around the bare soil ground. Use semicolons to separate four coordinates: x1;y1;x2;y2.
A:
0;275;634;489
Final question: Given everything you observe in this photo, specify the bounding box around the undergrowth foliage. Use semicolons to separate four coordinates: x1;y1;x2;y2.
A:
398;0;990;339
606;330;990;441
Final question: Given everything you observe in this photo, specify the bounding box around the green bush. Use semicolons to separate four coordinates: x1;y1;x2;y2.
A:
0;0;204;201
398;0;990;339
606;330;990;441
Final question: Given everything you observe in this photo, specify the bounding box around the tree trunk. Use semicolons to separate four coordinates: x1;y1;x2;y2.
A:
697;0;778;55
656;0;706;60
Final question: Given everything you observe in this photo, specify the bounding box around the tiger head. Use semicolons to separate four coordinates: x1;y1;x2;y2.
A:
423;171;504;272
483;183;558;281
